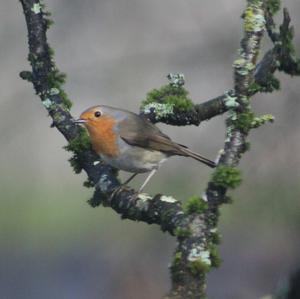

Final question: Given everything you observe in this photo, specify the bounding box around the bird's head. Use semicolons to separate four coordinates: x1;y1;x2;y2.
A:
74;105;129;133
75;105;104;126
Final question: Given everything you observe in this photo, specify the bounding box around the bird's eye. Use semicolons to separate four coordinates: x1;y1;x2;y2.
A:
94;111;101;118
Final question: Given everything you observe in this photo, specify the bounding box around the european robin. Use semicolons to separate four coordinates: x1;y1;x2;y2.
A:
75;105;216;192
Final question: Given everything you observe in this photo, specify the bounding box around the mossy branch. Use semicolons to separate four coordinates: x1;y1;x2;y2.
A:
19;0;300;299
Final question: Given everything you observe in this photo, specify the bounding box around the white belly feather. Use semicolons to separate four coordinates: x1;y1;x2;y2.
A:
101;138;167;173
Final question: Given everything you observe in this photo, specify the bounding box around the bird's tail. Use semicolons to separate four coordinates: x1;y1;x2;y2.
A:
178;146;216;168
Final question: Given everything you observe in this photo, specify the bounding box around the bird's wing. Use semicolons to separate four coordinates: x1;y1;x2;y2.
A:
118;114;184;155
118;113;216;168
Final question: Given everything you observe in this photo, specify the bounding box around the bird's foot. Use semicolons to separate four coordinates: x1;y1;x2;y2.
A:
109;184;135;200
109;185;141;206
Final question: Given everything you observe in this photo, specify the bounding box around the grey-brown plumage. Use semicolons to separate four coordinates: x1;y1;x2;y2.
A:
118;112;216;168
76;105;216;191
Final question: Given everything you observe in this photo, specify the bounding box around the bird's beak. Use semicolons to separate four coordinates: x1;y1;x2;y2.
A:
73;118;87;124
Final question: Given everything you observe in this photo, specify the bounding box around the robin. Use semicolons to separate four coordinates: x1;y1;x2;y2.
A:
75;105;216;192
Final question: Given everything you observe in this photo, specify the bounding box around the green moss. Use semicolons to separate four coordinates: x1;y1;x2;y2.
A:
266;0;281;15
83;177;95;188
245;141;251;152
59;89;73;110
27;43;72;111
278;22;300;76
227;111;255;133
65;127;91;152
251;114;274;128
27;53;38;65
170;251;184;282
223;195;234;204
19;71;33;82
64;127;91;174
210;231;221;245
229;111;274;131
46;18;55;29
209;245;222;268
46;69;72;110
249;76;280;93
141;84;194;112
183;196;208;215
211;166;242;189
188;259;210;276
174;227;192;238
267;76;280;91
248;82;261;93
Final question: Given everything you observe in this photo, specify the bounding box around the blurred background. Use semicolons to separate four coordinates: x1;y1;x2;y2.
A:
1;0;300;298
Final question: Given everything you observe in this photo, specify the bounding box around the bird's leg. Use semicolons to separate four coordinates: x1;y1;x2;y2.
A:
110;170;156;201
119;169;157;204
138;169;157;193
123;173;138;186
110;173;138;200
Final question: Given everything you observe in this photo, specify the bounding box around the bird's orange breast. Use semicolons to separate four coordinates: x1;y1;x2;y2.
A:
85;116;119;157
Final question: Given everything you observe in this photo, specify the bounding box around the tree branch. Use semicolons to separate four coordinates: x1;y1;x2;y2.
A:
141;7;300;127
167;1;267;297
19;0;189;236
19;0;300;298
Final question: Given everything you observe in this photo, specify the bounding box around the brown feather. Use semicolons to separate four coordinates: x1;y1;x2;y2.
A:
119;114;216;168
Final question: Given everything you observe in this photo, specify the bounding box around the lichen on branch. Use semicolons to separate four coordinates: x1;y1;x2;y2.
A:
19;0;300;299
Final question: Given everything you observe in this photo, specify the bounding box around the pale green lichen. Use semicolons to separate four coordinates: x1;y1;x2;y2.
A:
251;114;274;128
160;195;177;203
201;192;208;202
98;174;111;193
187;247;212;275
210;228;218;233
42;98;53;109
199;251;211;266
138;193;152;201
49;88;60;95
188;247;211;266
233;58;247;68
167;73;185;87
228;110;238;121
52;113;66;123
136;193;152;210
143;102;174;118
233;58;256;75
244;4;265;33
224;92;239;108
225;125;234;142
31;3;42;14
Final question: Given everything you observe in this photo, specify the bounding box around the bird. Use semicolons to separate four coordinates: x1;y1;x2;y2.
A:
75;105;216;192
